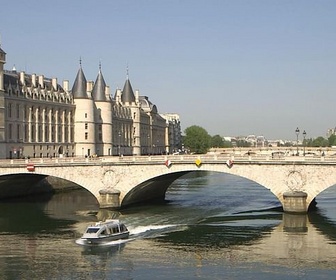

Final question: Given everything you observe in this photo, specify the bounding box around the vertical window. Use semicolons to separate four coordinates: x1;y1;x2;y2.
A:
51;126;55;142
85;113;87;118
45;125;49;142
65;127;68;142
85;123;88;129
24;124;28;142
31;125;35;142
16;104;20;119
38;125;42;142
71;127;74;142
17;124;20;140
24;106;28;120
8;124;12;140
85;132;88;140
58;125;62;142
8;103;12;118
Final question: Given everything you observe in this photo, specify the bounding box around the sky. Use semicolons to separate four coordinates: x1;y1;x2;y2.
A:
1;0;336;140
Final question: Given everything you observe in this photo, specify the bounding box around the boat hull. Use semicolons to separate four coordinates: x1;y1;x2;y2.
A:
80;232;129;245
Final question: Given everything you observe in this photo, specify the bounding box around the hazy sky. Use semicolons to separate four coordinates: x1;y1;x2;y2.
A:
1;0;335;140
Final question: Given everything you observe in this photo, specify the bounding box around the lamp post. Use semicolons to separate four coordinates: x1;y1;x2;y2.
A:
295;127;300;156
147;134;150;155
303;130;306;156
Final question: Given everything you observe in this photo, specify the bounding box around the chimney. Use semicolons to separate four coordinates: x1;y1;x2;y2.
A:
63;80;69;91
87;80;94;92
116;88;122;103
32;74;36;87
38;75;44;88
52;78;57;90
20;71;25;85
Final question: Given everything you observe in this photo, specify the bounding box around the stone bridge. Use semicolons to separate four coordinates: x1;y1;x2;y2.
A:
1;153;336;213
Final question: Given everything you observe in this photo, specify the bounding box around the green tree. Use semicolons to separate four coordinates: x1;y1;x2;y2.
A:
311;136;329;147
183;125;211;154
223;140;233;148
211;135;224;148
236;140;251;147
328;134;336;147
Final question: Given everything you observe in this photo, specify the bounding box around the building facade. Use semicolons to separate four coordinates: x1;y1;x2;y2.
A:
160;113;182;153
0;45;181;159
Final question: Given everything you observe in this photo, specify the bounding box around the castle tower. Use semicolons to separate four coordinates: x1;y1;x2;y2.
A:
72;62;96;157
121;76;141;155
92;64;112;156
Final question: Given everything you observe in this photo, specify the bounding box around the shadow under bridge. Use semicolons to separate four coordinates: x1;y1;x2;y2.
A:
121;171;191;207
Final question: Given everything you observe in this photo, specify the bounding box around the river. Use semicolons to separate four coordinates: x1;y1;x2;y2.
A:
0;171;336;279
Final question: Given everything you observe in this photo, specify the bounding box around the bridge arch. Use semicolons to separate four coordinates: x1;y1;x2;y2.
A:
121;171;191;207
119;170;284;209
0;169;100;205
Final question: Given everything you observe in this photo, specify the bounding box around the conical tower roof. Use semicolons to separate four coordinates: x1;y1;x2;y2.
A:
92;67;107;101
121;78;135;103
72;65;87;98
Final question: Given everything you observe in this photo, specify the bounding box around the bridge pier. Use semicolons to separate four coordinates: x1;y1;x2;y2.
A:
282;191;308;214
99;189;121;209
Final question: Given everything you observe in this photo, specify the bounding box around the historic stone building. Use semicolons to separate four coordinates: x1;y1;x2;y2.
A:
0;44;181;159
160;113;182;153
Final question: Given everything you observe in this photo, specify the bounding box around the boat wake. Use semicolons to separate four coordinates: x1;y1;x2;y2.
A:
75;224;188;247
128;224;188;239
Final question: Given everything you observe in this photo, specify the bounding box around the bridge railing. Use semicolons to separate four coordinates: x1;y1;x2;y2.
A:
0;153;335;166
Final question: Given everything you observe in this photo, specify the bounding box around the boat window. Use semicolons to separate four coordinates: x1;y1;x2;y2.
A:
101;230;107;235
86;228;99;234
112;227;119;234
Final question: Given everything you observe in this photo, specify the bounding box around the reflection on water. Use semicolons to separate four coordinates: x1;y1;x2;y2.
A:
0;172;336;279
80;242;126;256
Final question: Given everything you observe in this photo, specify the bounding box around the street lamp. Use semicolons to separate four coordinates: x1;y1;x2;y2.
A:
147;134;150;155
295;127;300;156
303;130;307;156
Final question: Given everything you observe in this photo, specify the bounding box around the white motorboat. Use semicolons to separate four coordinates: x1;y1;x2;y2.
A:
78;219;129;245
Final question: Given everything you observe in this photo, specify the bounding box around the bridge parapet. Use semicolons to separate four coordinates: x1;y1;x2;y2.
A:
0;154;335;167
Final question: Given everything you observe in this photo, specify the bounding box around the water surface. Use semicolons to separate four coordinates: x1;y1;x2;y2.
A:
1;171;336;279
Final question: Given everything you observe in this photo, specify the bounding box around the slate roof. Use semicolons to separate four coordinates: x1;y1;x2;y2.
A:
121;78;135;103
92;69;107;101
72;67;87;98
